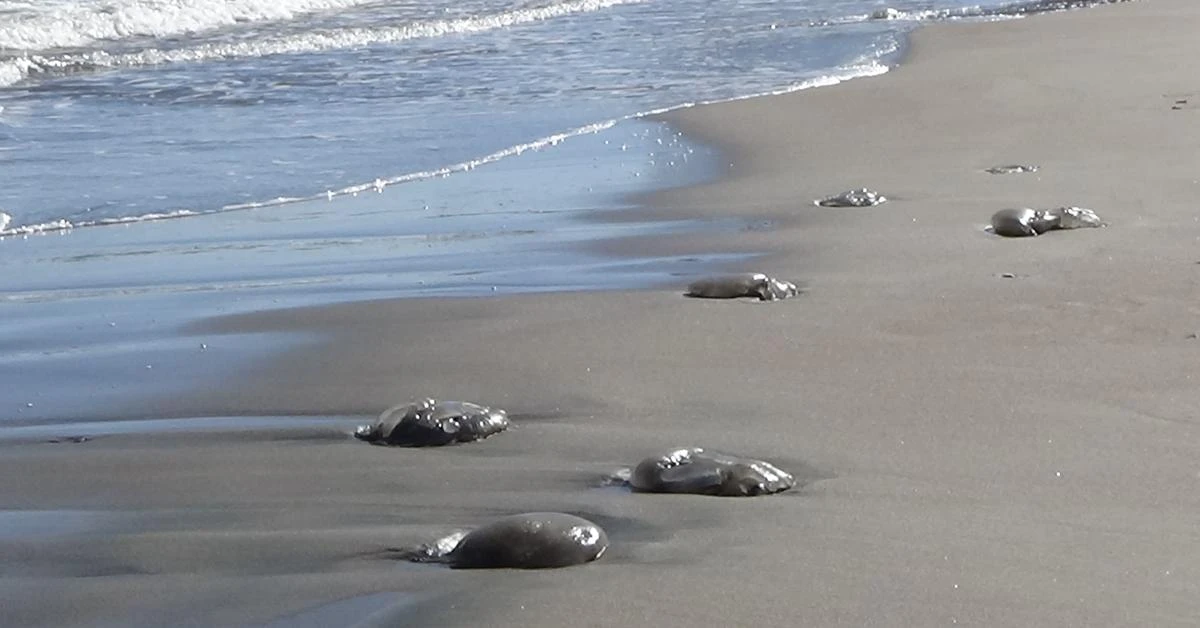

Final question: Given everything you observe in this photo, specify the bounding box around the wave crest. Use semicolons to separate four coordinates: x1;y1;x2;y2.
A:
0;0;375;51
0;0;648;88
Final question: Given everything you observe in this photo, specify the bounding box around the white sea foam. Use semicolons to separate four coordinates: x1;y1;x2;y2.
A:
0;218;74;236
0;63;21;87
0;0;648;87
705;59;891;104
0;0;376;51
813;0;1130;27
0;210;197;237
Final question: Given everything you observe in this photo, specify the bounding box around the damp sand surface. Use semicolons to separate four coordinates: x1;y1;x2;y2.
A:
6;1;1200;625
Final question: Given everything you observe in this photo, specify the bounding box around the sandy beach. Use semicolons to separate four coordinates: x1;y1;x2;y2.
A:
5;0;1200;625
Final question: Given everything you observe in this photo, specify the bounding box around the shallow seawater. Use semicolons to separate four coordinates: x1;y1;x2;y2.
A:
0;510;119;540
1;119;718;300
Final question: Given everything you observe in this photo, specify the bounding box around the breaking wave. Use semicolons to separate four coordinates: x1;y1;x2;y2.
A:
0;0;648;87
0;0;376;50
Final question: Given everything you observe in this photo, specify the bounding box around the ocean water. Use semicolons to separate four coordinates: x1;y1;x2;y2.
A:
0;0;1125;235
0;0;1125;422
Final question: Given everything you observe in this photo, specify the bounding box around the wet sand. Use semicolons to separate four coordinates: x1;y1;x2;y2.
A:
6;0;1200;625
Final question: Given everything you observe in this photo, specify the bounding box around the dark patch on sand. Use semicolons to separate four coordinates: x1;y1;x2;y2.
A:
685;273;800;301
260;592;423;628
602;451;829;498
44;436;93;444
371;510;672;569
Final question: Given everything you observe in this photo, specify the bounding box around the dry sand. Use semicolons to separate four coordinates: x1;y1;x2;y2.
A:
5;0;1200;625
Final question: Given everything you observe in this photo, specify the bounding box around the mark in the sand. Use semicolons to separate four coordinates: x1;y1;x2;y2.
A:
609;447;797;497
1164;93;1191;110
1185;332;1198;340
562;510;692;565
0;510;115;540
984;164;1039;175
261;592;421;628
815;188;887;208
385;512;607;569
45;435;92;444
740;219;776;232
0;416;360;443
491;395;603;425
355;398;510;447
986;206;1105;238
685;273;800;302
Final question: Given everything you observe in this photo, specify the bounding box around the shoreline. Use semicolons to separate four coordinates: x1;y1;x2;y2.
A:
0;116;729;425
8;1;1200;626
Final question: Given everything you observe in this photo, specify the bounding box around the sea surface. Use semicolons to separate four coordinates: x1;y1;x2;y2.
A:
0;0;1125;422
